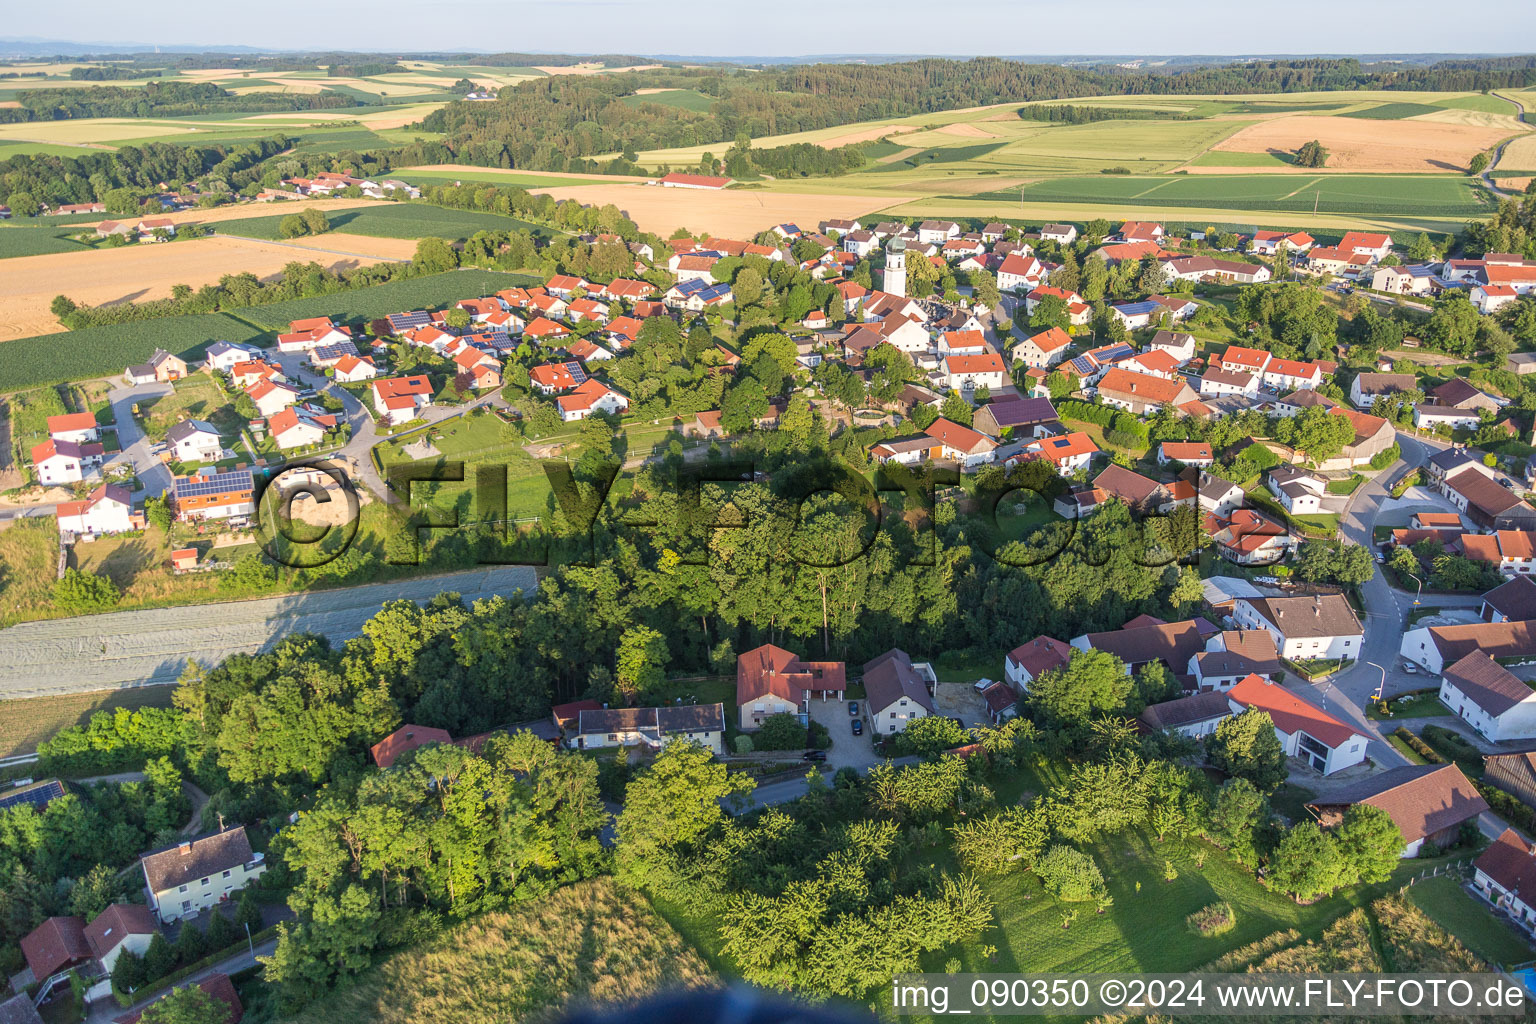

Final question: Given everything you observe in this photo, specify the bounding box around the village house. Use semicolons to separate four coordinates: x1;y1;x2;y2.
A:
276;317;351;354
1198;472;1245;517
997;252;1046;292
1009;431;1099;474
166;420;224;464
1012;326;1074;369
1462;530;1536;578
1274;389;1339;418
45;412;100;445
1261;358;1324;392
125;349;188;385
203;341;263;374
19;916;91;985
1040;223;1078;244
938;351;1008;393
1226;674;1368;775
1437;462;1536;531
246;378;303;418
268;406;337;450
1121;348;1181;380
1004;635;1072;692
1206;508;1295;565
1308;764;1487;858
1338;231;1394;262
862;648;938;735
1199;367;1260;399
1349;372;1417;409
1371;264;1444;296
1139;691;1233;739
1095;367;1198;415
557;378;629;422
573;704;727;756
371;376;434;426
1109;300;1164;331
973;395;1060;439
1267;466;1326;515
1158;441;1213;467
1189;629;1281;691
1437;649;1536;741
1231;594;1362;662
1148;330;1197;364
1119;221;1165;244
83;903;157;975
1250;230;1314;255
140;826;265;924
1317;407;1396;471
923;417;998;469
332;354;377;383
1474;828;1536;934
171;468;255;522
1413;404;1484;431
1071;617;1210;680
1401;618;1536;675
917;220;961;245
1160;255;1271;286
1024;285;1092;325
56;484;137;537
736;643;846;731
30;438;103;485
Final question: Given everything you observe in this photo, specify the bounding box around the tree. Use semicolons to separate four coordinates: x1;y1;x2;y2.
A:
1034;844;1108;902
1334;803;1403;884
111;947;145;995
1206;708;1287;793
142;932;176;981
616;741;754;886
1210;777;1266;863
898;715;970;757
66;864;119;919
413;236;459;273
278;214;308;239
6;191;40;218
754;713;809;751
614;625;668;704
235;889;263;932
53;568;120;614
1028;649;1132;725
300;207;330;235
1294;140;1328;168
1030;294;1071;333
732;266;763;306
1267;821;1346;901
137;981;235;1024
1470;151;1491;176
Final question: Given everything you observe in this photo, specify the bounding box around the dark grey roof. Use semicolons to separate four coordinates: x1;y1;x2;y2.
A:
0;995;43;1024
861;648;935;715
576;703;724;736
141;827;255;894
1485;576;1536;622
166;420;219;444
983;396;1058;428
1241;595;1362;639
1140;691;1231;730
1443;651;1536;717
1198;472;1239;501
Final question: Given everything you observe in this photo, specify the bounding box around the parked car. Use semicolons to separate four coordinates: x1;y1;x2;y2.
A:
848;701;859;717
801;750;827;762
1375;551;1386;563
1402;661;1420;675
851;719;863;736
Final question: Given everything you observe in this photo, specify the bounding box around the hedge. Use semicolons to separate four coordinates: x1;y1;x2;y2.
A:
1393;727;1443;763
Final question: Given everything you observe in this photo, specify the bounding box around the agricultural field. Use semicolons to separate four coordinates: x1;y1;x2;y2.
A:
0;680;175;759
238;268;540;329
397;165;648;188
0;234;413;341
0;223;96;259
0;313;265;393
216;204;554;243
622;88;716;112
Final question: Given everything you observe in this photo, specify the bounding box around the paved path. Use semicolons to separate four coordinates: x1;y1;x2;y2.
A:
0;565;536;699
107;382;174;500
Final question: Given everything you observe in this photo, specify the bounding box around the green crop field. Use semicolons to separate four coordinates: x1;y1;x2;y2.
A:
396;169;610;189
1434;94;1519;114
622;88;715;112
0;140;102;159
0;313;265;393
969;173;1488;218
217;204;554;243
1187;150;1295;167
1339;102;1445;120
0;224;94;258
240;268;540;329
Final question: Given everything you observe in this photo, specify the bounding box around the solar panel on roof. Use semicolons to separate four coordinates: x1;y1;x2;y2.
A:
0;780;65;812
388;311;431;331
565;362;588;385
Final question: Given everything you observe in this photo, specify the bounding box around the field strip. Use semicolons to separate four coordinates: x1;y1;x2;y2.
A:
877;146;924;164
1130;178;1185;199
0;565;538;699
1278;176;1326;199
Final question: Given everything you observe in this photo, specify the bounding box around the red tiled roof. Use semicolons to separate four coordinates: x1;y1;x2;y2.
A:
1228;674;1359;747
1007;635;1072;677
737;643;845;706
1026;326;1073;353
47;412;97;434
371;724;452;768
21;916;90;980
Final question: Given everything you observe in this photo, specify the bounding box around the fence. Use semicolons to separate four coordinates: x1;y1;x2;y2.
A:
1400;858;1472;889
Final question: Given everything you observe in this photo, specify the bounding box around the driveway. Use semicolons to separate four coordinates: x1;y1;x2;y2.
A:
806;694;876;771
106;381;173;499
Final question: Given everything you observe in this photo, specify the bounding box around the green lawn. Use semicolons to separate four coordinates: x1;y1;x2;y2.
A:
1187;150;1295;168
218;203;553;243
1435;94;1519;114
1369;689;1449;721
1405;874;1534;968
397;169;612;189
1325;473;1365;495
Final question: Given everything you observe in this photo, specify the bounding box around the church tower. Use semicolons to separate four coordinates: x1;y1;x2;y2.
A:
882;235;906;297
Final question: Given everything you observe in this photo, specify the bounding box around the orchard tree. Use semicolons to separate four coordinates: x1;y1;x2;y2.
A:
1267;821;1347;900
1334;803;1403;884
1206;708;1287;793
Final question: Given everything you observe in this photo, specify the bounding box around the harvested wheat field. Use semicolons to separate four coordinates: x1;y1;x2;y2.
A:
532;183;894;237
1212;114;1521;172
0;235;407;339
818;124;921;148
1499;132;1536;171
145;197;381;228
536;63;663;76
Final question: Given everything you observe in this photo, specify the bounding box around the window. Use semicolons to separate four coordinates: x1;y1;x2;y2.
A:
181;901;191;911
890;712;897;719
178;885;187;893
223;870;231;879
201;877;210;886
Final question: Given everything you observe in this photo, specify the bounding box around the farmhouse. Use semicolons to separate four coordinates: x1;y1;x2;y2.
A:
1226;674;1368;775
1231;594;1361;662
736;643;845;731
973;395;1059;438
1440;465;1536;531
1307;764;1486;858
1462;530;1536;578
1319;407;1396;471
1349;372;1416;409
1474;828;1536;933
1160;255;1271;286
1437;651;1536;741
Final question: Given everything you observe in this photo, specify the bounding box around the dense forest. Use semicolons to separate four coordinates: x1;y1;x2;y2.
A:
0;81;359;122
0;137;289;207
412;57;1536;174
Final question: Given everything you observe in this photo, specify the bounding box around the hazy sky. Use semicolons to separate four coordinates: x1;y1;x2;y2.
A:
10;0;1536;57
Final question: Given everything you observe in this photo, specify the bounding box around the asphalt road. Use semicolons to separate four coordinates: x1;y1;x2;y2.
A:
1481;92;1530;197
0;564;536;699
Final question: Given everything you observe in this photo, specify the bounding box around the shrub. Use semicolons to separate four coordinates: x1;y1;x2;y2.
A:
1393;727;1443;763
1186;901;1236;937
1034;844;1107;902
732;735;754;754
753;713;809;751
